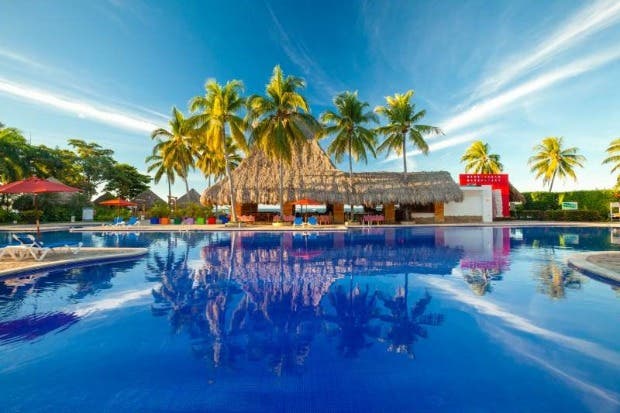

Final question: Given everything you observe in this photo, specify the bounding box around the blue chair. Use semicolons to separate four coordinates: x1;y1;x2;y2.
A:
127;216;139;226
307;216;318;226
293;216;304;227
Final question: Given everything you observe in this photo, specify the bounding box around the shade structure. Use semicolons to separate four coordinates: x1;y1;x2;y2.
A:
202;139;464;206
99;198;137;221
99;198;137;207
0;177;80;237
295;198;322;206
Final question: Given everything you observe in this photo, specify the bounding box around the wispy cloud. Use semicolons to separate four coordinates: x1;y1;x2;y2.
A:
266;3;342;100
0;77;162;133
380;127;494;164
476;0;620;98
440;47;620;135
0;46;54;73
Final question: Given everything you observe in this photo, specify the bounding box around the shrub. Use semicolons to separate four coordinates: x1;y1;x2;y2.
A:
148;201;171;218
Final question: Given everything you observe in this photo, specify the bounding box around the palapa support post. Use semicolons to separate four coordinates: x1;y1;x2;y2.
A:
333;203;345;224
434;202;445;223
384;203;395;224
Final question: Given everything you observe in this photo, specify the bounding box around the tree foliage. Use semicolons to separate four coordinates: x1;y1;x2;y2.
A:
375;90;442;175
460;140;503;174
528;136;585;192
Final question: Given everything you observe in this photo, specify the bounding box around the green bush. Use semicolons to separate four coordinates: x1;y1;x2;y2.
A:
177;203;212;219
523;189;615;220
147;201;171;218
544;210;602;221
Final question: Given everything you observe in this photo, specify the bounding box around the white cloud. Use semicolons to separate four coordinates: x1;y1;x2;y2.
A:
0;77;162;133
440;47;620;135
477;0;620;97
380;128;493;164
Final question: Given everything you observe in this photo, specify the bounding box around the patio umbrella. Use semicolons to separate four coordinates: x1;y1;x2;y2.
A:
99;198;137;219
295;198;322;219
0;177;80;238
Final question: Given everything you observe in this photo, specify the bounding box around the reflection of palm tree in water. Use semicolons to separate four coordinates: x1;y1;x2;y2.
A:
324;277;380;358
230;242;323;376
535;260;582;299
463;268;502;296
378;274;444;358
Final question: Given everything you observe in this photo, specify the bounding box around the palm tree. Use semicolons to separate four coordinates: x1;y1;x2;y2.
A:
528;136;585;192
145;140;175;204
375;90;442;176
247;65;321;213
151;107;196;196
321;91;378;219
460;140;503;174
189;79;248;222
602;138;620;176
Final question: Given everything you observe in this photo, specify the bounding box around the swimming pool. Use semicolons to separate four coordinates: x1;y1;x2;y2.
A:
0;227;618;412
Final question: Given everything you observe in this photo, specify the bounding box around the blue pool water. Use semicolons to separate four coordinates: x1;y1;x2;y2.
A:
0;227;618;412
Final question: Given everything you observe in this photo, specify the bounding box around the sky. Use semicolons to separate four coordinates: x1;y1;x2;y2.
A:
1;0;619;199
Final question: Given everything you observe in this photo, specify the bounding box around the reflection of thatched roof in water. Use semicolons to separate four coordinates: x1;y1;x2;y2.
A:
200;237;462;283
202;139;463;205
177;189;201;205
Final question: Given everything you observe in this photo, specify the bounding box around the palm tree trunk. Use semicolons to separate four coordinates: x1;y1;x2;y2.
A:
549;170;557;192
167;176;172;205
223;129;238;222
348;139;353;222
402;136;408;175
184;177;190;195
279;160;284;214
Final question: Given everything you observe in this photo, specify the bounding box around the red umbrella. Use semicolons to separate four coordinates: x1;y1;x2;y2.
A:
99;198;137;220
295;198;322;219
99;198;137;207
0;177;80;237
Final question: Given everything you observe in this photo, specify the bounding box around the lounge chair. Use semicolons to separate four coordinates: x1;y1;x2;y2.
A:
307;216;318;227
293;217;304;227
6;234;51;261
127;216;139;226
16;234;83;256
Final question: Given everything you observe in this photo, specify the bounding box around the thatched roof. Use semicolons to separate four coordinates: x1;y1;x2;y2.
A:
202;139;463;205
509;183;525;203
177;189;201;205
132;189;165;209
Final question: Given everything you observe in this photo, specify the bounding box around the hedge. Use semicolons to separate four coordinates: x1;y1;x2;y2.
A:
522;189;615;220
516;209;602;221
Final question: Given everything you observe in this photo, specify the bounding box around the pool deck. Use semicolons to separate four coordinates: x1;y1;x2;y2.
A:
567;252;620;283
0;247;148;278
2;220;620;283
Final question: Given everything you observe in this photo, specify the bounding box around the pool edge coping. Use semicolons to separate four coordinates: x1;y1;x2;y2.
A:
567;252;620;283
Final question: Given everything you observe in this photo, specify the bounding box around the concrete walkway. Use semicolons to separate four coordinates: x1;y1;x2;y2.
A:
567;252;620;283
0;247;148;278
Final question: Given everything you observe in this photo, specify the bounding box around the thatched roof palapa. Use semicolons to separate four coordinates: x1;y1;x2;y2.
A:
177;189;201;205
202;139;463;205
132;189;165;210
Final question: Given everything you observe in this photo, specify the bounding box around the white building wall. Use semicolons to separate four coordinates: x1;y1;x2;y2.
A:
444;186;493;223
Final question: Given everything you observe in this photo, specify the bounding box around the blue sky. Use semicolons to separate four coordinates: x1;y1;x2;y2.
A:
1;0;619;199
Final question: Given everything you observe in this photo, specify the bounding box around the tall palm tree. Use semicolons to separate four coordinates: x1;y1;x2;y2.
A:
321;91;378;219
528;136;585;192
145;140;175;204
189;79;248;222
602;138;620;175
247;65;321;213
375;90;442;176
151;107;196;197
460;140;503;174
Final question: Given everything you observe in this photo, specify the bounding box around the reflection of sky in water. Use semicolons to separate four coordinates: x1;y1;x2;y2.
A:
0;227;618;412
